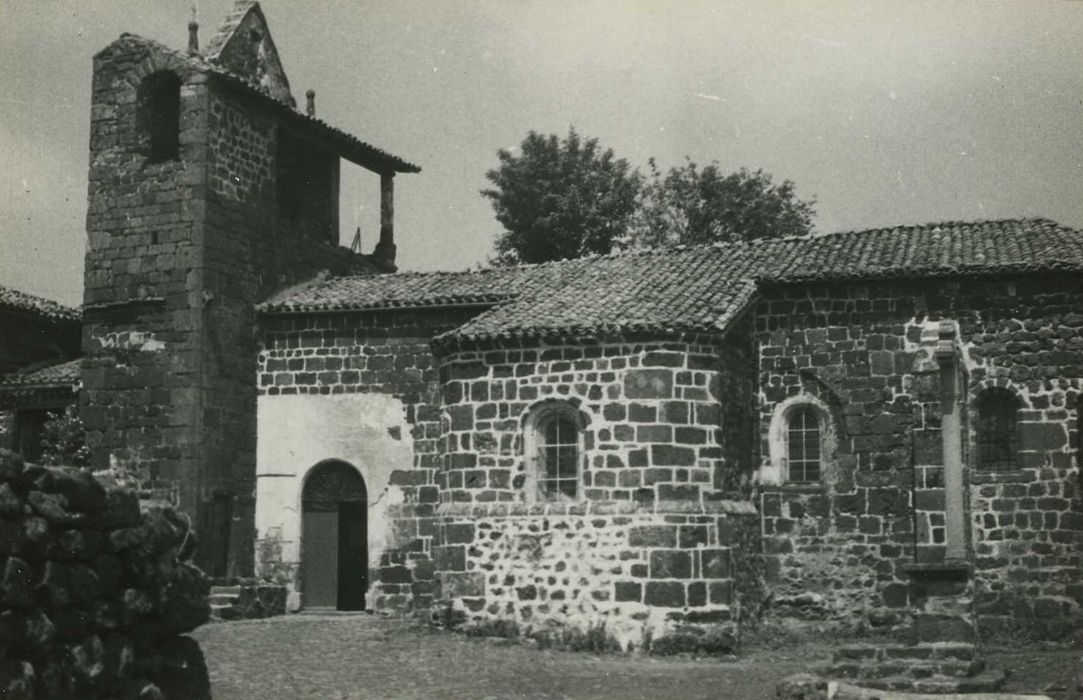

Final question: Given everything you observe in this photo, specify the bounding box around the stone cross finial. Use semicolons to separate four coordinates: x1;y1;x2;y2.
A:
305;90;316;116
188;4;200;54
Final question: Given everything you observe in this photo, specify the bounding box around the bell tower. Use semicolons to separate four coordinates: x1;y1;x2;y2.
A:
81;1;418;576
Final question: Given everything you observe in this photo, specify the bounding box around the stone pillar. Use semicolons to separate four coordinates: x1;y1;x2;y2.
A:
933;321;966;561
373;172;396;266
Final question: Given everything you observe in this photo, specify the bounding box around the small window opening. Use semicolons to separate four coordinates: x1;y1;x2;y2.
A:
977;389;1020;470
141;72;181;163
787;405;821;483
534;411;579;500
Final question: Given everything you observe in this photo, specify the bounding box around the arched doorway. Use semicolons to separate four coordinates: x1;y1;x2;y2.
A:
301;461;367;610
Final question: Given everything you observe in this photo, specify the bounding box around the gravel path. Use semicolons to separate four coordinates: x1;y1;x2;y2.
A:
193;614;811;700
192;614;1079;700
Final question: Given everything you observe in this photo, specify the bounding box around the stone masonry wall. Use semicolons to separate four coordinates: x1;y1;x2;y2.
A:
83;35;375;578
755;275;1083;638
256;307;484;611
436;337;727;505
434;501;757;652
428;335;762;649
198;81;369;577
83;37;210;530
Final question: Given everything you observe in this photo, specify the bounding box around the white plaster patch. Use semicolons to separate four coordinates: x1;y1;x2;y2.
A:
255;392;414;609
94;330;166;352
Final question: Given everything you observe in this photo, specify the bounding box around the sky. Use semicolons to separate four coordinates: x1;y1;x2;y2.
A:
1;0;1081;306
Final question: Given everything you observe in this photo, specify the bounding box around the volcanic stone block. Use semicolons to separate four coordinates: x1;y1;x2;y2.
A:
644;581;686;607
624;370;674;399
1019;422;1067;452
443;523;475;544
700;549;731;579
614;581;642;602
650;550;692;579
432;544;466;572
651;445;696;467
628;525;677;548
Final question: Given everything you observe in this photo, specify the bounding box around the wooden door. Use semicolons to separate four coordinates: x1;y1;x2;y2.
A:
338;501;367;610
302;509;338;608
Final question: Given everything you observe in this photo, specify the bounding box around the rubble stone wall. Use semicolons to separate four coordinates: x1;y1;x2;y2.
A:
0;450;210;699
754;275;1083;638
433;501;757;652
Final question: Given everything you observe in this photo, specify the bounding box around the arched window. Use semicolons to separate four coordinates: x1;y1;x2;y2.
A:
524;402;582;501
787;405;822;483
976;389;1020;470
764;394;834;487
140;72;181;162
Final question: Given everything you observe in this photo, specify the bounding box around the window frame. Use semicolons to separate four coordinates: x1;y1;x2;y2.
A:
522;401;585;503
786;404;823;483
764;394;834;488
974;387;1022;471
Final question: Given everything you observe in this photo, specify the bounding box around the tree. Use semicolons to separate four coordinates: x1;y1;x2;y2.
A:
629;159;815;248
482;129;641;265
40;405;91;468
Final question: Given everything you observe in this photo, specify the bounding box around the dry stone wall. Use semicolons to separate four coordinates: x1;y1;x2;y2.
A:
754;275;1083;638
0;449;210;699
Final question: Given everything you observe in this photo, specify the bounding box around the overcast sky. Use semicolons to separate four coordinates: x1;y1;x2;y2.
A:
1;1;1081;306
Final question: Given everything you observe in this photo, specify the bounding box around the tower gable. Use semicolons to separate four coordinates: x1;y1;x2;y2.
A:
204;1;293;105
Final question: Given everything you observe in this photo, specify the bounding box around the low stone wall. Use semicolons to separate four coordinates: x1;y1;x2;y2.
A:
432;500;758;653
0;449;210;699
209;579;287;621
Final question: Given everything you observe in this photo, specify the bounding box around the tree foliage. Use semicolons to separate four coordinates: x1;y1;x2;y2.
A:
40;405;91;468
482;129;641;265
629;159;816;248
483;130;816;263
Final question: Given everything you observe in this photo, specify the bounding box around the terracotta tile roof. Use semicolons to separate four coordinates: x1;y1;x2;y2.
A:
0;358;81;389
260;218;1083;344
0;285;81;322
759;218;1083;283
259;263;591;313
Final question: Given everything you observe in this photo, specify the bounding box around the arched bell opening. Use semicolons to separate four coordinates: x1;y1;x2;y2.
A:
301;460;367;611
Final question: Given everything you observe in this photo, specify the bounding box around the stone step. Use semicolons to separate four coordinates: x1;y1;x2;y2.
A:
855;668;1007;695
825;658;983;681
210;585;242;595
296;609;369;616
208;594;240;606
832;642;977;663
902;613;976;644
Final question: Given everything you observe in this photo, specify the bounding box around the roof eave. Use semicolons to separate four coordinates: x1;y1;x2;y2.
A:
207;70;421;174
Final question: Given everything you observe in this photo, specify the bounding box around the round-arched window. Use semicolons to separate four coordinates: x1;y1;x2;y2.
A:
786;404;822;483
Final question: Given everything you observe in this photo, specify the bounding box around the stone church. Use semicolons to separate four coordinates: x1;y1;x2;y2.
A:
6;1;1081;653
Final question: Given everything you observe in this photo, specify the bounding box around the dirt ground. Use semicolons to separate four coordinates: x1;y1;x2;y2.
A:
191;614;1079;700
